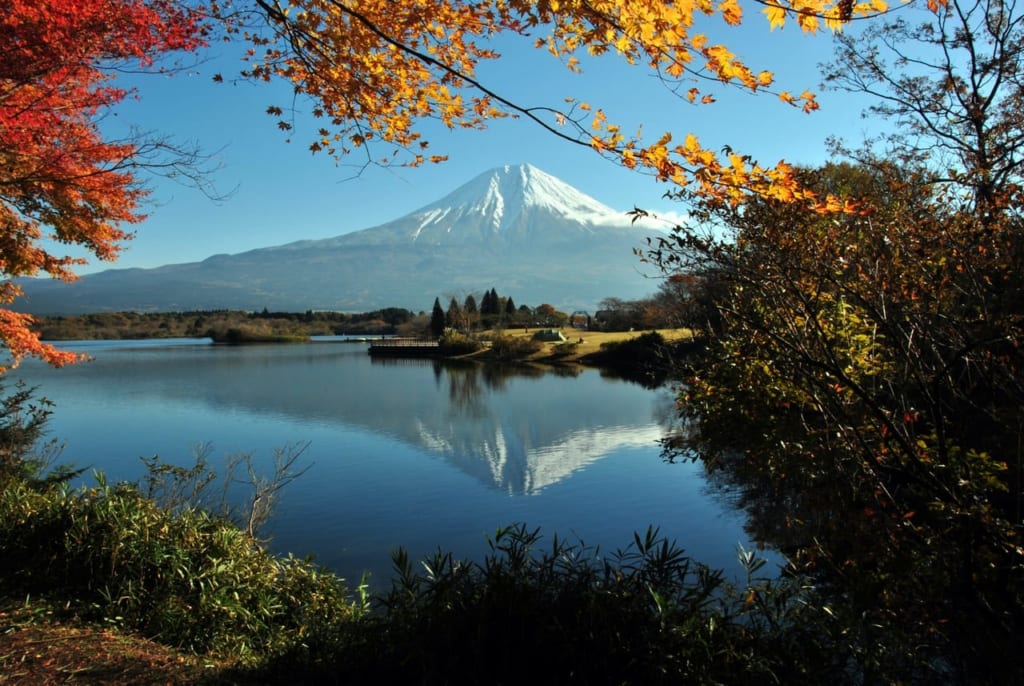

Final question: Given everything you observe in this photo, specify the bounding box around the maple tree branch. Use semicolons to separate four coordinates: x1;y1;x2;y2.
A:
747;0;906;23
328;1;600;150
249;0;637;160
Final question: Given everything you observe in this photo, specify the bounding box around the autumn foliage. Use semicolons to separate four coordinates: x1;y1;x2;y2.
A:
0;0;203;370
221;0;889;203
658;159;1024;681
2;0;902;370
645;0;1024;674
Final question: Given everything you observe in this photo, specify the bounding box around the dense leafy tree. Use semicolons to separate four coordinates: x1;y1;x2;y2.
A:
596;297;645;331
646;1;1024;676
642;275;699;331
445;297;462;331
533;303;568;327
429;297;446;338
695;163;1020;681
0;0;204;369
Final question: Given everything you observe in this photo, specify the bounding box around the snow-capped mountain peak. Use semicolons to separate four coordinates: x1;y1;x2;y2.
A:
17;162;658;314
404;163;624;242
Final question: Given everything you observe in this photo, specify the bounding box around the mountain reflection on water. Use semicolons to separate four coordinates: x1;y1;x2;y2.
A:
414;361;668;495
11;339;759;583
24;341;671;494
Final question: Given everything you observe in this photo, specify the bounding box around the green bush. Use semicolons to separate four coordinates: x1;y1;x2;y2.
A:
587;331;672;386
0;474;358;659
437;328;483;355
486;333;542;361
549;340;579;357
597;330;665;355
274;524;850;686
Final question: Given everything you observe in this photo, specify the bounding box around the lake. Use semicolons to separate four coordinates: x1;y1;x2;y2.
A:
10;338;766;588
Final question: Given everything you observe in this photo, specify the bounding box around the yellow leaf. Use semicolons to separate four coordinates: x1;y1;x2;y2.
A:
718;0;743;25
763;3;787;30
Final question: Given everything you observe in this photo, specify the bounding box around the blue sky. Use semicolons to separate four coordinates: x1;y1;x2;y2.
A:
81;11;885;274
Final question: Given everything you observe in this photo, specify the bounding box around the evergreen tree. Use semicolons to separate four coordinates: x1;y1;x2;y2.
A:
464;294;479;330
486;288;501;315
505;296;516;318
429;297;446;338
446;297;462;330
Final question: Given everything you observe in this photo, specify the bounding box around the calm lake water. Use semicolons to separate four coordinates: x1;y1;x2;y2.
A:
10;338;766;588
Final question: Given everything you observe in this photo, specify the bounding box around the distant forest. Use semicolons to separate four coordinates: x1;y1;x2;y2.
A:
32;308;418;341
32;279;695;341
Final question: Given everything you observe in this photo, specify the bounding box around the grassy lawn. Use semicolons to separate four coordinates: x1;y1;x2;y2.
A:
488;327;694;363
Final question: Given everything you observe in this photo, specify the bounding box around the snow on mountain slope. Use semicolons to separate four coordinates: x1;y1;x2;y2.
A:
416;163;617;230
16;163;658;314
325;163;634;247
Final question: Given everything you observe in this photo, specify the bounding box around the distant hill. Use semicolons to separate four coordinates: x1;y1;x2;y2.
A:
16;164;661;314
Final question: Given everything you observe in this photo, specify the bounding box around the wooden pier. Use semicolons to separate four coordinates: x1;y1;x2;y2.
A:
367;338;442;357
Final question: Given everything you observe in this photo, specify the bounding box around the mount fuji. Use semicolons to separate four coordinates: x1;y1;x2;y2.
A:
17;164;661;315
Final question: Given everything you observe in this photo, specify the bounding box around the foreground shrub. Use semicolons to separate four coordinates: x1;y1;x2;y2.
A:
260;524;852;685
0;475;358;659
1;467;878;685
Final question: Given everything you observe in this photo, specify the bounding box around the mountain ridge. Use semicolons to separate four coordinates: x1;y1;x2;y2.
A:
17;164;660;314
